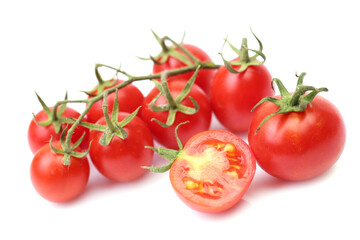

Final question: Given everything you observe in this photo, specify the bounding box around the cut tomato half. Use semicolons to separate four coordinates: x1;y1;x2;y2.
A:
169;130;256;213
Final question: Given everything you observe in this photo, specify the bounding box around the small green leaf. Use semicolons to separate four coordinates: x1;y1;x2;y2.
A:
118;106;141;128
34;91;51;116
219;53;239;74
272;78;291;99
168;50;193;66
142;162;173;173
175;65;200;103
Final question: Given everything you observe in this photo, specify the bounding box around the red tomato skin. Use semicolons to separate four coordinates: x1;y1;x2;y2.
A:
89;113;154;182
170;130;256;213
141;80;212;149
153;44;216;95
30;142;90;202
86;80;144;124
210;61;273;132
28;107;89;154
248;95;346;181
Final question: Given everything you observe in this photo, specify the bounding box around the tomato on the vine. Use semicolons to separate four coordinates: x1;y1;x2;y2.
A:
89;112;154;182
141;79;211;149
30;141;90;202
153;44;216;95
248;74;346;181
210;32;274;132
211;58;273;132
86;79;144;123
28;106;89;154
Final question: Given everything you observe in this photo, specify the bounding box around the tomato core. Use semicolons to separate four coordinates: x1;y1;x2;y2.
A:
178;141;245;200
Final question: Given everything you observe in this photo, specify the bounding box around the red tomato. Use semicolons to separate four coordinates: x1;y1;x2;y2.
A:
153;44;216;95
248;95;346;181
210;59;273;132
170;130;256;213
30;141;90;202
28;107;89;154
86;80;144;123
141;80;212;149
89;113;154;182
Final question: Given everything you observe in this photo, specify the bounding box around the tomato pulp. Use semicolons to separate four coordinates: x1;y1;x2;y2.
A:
170;130;256;213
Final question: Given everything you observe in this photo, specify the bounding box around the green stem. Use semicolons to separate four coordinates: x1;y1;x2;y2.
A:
52;61;220;149
95;64;105;84
240;38;250;63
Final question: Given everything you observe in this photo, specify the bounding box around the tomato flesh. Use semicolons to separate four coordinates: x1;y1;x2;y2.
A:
170;130;256;213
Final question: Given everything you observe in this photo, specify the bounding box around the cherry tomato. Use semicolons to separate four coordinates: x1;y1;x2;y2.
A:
141;79;212;149
86;80;144;123
28;107;89;154
248;95;346;181
170;130;256;213
210;59;273;132
153;44;216;95
30;141;90;202
89;113;154;182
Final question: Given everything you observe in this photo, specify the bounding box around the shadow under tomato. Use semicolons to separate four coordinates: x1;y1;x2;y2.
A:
246;165;339;198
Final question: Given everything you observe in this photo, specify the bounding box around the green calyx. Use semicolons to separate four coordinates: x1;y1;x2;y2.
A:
150;66;200;128
220;28;266;73
49;125;90;165
95;89;141;146
139;30;200;67
32;91;69;134
251;72;328;133
143;121;188;173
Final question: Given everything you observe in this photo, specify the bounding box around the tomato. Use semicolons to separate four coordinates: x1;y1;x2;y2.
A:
153;44;216;95
89;112;154;182
86;79;144;123
248;95;346;181
30;141;90;202
141;79;212;149
169;130;256;213
210;58;274;132
28;107;89;154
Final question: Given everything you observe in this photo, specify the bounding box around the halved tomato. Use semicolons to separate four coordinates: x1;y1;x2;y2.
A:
169;130;256;213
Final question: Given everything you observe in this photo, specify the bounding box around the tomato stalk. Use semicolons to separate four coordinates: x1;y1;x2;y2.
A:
251;72;328;133
33;33;220;163
219;28;266;73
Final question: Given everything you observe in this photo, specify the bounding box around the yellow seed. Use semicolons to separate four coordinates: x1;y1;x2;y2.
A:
185;180;199;190
230;164;241;169
228;157;238;162
227;171;238;178
216;143;225;149
224;143;235;153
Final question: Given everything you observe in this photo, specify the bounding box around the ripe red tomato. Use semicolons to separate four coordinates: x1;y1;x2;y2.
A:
89;112;154;182
210;59;273;132
248;95;346;181
169;130;256;213
30;141;90;202
153;44;216;95
28;107;89;154
86;80;144;123
141;79;212;149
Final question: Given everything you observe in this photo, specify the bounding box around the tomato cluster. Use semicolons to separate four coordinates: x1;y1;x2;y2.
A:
28;31;346;213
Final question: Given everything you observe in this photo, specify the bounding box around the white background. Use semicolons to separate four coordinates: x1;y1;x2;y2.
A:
1;0;359;239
